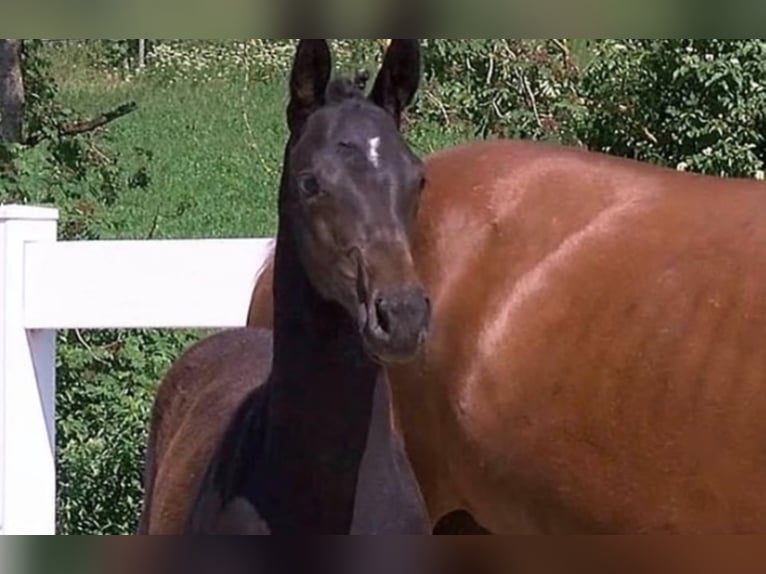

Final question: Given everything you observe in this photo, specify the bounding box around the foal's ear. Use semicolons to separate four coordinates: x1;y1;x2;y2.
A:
369;39;422;129
287;39;332;133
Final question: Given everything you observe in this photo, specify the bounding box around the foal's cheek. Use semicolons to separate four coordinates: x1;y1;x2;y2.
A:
309;214;338;252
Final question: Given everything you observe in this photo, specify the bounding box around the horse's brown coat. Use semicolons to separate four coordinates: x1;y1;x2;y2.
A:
138;328;272;533
248;139;766;533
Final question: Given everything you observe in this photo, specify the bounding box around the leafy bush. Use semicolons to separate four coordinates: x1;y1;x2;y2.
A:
1;41;152;238
418;39;766;179
418;39;588;144
580;39;766;177
56;329;198;534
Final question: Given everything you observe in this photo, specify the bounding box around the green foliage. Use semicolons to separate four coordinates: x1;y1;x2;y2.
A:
1;41;153;239
580;39;766;177
417;39;588;143
56;329;199;534
418;39;766;179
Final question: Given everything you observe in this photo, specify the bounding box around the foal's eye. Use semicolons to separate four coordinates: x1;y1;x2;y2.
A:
297;174;322;199
418;176;428;191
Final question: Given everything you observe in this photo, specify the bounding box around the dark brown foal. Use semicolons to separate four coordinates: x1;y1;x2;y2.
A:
139;39;431;535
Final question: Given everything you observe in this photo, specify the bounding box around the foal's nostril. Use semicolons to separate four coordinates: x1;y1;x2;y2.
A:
372;290;431;341
374;297;392;336
417;293;432;331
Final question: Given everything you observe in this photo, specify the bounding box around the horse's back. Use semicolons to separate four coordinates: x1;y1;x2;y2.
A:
140;327;272;534
394;139;766;532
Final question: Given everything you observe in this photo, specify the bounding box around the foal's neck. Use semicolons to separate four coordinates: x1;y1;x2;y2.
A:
258;215;382;533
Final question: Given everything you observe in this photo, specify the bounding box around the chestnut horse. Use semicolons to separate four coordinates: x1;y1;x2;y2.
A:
139;39;432;534
248;137;766;534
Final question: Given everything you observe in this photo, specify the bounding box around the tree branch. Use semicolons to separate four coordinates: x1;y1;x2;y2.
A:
25;101;138;146
61;101;138;136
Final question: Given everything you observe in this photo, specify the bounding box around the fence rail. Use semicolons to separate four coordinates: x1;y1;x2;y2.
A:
0;205;273;534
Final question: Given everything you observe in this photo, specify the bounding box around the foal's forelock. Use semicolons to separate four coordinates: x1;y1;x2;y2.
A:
325;73;370;105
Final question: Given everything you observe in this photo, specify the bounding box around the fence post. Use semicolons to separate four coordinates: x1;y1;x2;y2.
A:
137;39;147;70
0;205;59;535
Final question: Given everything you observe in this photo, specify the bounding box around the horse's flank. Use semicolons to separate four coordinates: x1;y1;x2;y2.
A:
248;137;766;533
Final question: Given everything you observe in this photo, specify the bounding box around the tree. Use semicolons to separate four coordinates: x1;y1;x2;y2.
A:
0;39;23;143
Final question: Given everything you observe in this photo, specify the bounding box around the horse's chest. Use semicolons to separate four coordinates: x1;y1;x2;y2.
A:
351;376;430;534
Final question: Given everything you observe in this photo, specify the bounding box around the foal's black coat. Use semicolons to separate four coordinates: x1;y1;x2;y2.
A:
186;40;430;535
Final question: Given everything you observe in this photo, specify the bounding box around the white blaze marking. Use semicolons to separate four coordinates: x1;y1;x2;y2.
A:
368;137;381;168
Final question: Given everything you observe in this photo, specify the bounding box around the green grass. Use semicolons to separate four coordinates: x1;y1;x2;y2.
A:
55;67;471;243
58;75;286;240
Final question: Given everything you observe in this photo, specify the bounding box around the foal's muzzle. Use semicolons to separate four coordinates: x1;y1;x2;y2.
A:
362;285;431;364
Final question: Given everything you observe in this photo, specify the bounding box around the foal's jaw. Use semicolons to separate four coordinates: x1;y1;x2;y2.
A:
343;242;431;364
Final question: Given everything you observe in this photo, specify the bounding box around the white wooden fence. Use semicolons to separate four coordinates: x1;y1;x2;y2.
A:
0;205;274;535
